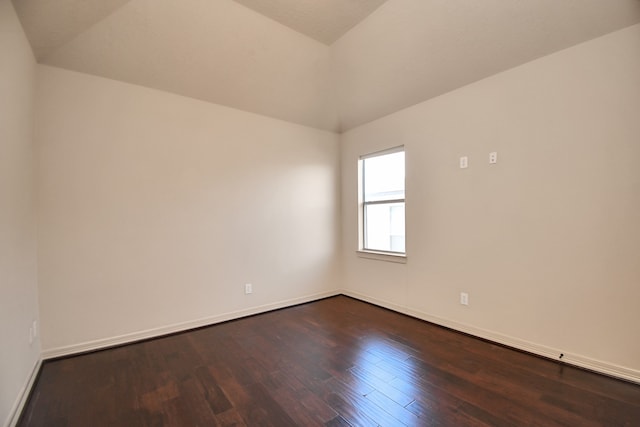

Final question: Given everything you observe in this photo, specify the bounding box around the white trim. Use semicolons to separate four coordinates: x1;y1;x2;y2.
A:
359;145;404;160
5;357;42;427
42;290;340;359
359;147;406;257
342;290;640;385
356;250;407;264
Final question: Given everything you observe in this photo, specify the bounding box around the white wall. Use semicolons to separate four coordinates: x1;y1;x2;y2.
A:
0;1;41;426
35;65;341;355
341;24;640;381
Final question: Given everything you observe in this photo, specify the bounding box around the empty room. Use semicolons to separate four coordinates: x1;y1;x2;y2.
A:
2;0;640;425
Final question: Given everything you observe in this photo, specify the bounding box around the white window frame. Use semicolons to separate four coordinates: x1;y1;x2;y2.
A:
357;146;407;263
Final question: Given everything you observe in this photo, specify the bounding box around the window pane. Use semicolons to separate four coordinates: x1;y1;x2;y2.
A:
364;202;405;253
390;204;405;252
363;151;405;202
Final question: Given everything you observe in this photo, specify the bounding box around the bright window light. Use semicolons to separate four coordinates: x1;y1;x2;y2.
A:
360;148;405;254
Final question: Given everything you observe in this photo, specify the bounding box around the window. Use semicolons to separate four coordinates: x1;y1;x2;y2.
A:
359;147;405;255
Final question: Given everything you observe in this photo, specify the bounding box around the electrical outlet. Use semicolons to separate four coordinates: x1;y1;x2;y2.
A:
460;292;469;306
459;156;468;169
489;151;498;164
245;283;253;294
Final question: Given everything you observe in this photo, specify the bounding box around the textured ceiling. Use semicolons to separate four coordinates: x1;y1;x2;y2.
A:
11;0;132;60
231;0;388;45
332;0;640;130
12;0;640;132
19;0;339;131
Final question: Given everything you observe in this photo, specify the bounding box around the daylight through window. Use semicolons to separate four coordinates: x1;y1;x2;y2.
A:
360;148;405;254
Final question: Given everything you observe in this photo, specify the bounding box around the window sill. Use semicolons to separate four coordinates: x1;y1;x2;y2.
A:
356;250;407;264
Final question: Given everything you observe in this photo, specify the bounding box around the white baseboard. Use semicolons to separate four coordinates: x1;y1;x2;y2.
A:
342;290;640;385
4;357;42;427
42;290;341;360
34;288;640;394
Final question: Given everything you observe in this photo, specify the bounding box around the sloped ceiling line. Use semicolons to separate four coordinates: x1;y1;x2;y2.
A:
231;0;389;45
12;0;133;60
11;0;640;132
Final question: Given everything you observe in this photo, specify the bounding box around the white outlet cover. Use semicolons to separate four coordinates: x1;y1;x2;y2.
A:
489;152;498;164
460;292;469;305
459;156;468;169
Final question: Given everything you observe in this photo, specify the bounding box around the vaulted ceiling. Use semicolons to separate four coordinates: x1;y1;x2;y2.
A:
232;0;389;45
12;0;640;132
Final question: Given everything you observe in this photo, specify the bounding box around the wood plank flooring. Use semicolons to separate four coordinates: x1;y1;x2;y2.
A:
18;296;640;426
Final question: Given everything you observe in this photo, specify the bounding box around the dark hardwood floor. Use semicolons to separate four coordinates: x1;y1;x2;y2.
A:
18;296;640;426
